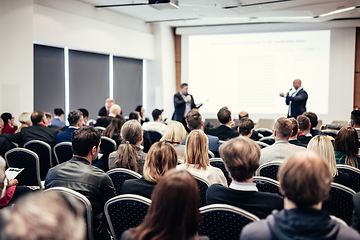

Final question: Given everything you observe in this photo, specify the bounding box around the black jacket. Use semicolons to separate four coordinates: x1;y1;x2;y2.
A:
207;125;239;141
120;177;156;199
172;92;196;121
45;157;116;240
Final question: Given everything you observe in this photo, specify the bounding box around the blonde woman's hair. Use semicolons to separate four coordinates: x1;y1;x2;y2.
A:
307;135;338;177
185;130;209;170
160;121;187;144
143;142;178;183
18;112;32;126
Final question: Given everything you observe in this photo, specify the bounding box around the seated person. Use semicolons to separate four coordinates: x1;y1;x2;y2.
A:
51;108;65;128
78;108;89;125
56;110;83;144
238;117;255;138
288;118;307;147
120;141;178;199
142;108;166;135
135;105;150;125
177;130;227;186
241;150;360;240
0;119;12;158
121;169;209;240
15;112;31;133
207;107;239;141
161;121;187;161
297;115;313;145
102;115;126;146
206;137;283;219
1;112;17;134
98;98;115;117
129;111;152;153
233;111;260;141
334;126;360;168
108;120;147;175
0;191;85;240
303;111;324;137
95;104;121;128
353;192;360;233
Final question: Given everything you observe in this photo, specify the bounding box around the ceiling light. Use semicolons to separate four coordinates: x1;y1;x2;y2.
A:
319;6;356;17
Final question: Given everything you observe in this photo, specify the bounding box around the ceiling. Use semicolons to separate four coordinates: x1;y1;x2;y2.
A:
78;0;360;27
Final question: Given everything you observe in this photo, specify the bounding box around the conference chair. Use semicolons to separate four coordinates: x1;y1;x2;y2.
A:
147;130;162;144
100;136;117;172
105;194;151;240
337;164;360;193
254;119;275;130
87;119;96;126
253;176;282;196
45;187;94;240
10;142;18;148
258;136;275;145
53;142;73;164
209;158;232;186
255;161;283;180
255;141;269;149
191;173;210;207
106;168;142;195
95;126;105;132
322;182;356;225
24;140;54;180
208;150;215;159
5;148;42;189
199;204;260;240
255;128;273;137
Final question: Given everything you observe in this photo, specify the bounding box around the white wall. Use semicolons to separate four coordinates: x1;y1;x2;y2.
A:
0;0;34;120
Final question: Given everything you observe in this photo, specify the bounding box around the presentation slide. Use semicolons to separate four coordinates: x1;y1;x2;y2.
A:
188;30;330;116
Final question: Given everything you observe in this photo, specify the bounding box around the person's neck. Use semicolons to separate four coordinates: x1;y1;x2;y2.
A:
284;197;322;210
55;116;62;120
275;136;289;142
154;119;161;123
134;141;142;148
237;177;253;183
300;129;311;134
221;122;232;127
73;155;92;164
289;135;297;140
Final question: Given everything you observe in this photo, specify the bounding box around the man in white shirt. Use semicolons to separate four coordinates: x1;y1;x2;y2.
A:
142;109;166;135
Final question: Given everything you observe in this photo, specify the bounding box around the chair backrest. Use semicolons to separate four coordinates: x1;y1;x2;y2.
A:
95;126;105;132
10;142;19;148
104;194;151;240
255;119;275;130
53;142;73;164
147;130;162;144
100;136;117;172
259;136;275;145
106;168;142;195
44;187;94;240
87;119;96;126
191;173;210;207
255;161;283;180
209;158;232;186
255;141;269;149
336;164;360;192
208;150;215;159
331;120;349;125
5;148;42;190
322;182;356;225
199;204;260;240
253;176;282;196
24;140;53;180
321;129;338;138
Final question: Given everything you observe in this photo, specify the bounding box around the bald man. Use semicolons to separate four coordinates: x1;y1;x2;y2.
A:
280;79;308;118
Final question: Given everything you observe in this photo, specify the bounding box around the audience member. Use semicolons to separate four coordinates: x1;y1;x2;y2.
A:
0;191;85;240
207;107;239;140
177;130;227;186
297;115;312;145
352;192;360;233
0;156;32;208
55;110;83;144
51;108;65;128
161;121;187;161
78;108;89;125
238;117;255;138
1;110;59;147
334;126;360;168
102;115;126;146
98;98;115;117
241;150;360;240
259;117;304;165
351;109;360;139
288;117;306;147
45;126;116;240
235;111;260;141
45;112;53;127
182;110;220;157
206;137;283;218
108;120;147;175
303;111;324;136
120;141;178;199
308;135;355;190
129;111;152;153
95;104;121;128
121;169;209;240
135;105;150;125
1;112;17;134
14;112;31;133
142;108;167;135
0;119;12;158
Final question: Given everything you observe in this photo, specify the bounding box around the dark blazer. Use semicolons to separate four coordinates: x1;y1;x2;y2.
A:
95;116;114;128
182;133;221;156
297;134;312;146
1;125;58;147
207;125;239;141
206;184;283;219
56;127;77;144
289;139;307;148
98;105;107;117
120;177;156;199
0;136;12;158
285;88;308;118
352;192;360;233
172;92;196;122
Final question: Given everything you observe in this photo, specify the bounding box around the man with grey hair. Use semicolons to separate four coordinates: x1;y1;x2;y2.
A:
56;110;83;144
259;117;304;165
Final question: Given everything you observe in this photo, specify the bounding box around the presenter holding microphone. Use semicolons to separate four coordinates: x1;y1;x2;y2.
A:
279;79;308;118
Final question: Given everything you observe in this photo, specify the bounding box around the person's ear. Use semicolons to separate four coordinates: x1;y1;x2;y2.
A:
274;129;277;137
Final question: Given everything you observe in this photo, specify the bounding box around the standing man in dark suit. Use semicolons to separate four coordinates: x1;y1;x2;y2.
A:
207;107;239;141
280;79;308;118
172;83;197;127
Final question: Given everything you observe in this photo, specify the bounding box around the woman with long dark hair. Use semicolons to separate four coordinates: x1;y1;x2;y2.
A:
121;169;209;240
334;126;360;169
135;105;149;125
102;115;126;146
